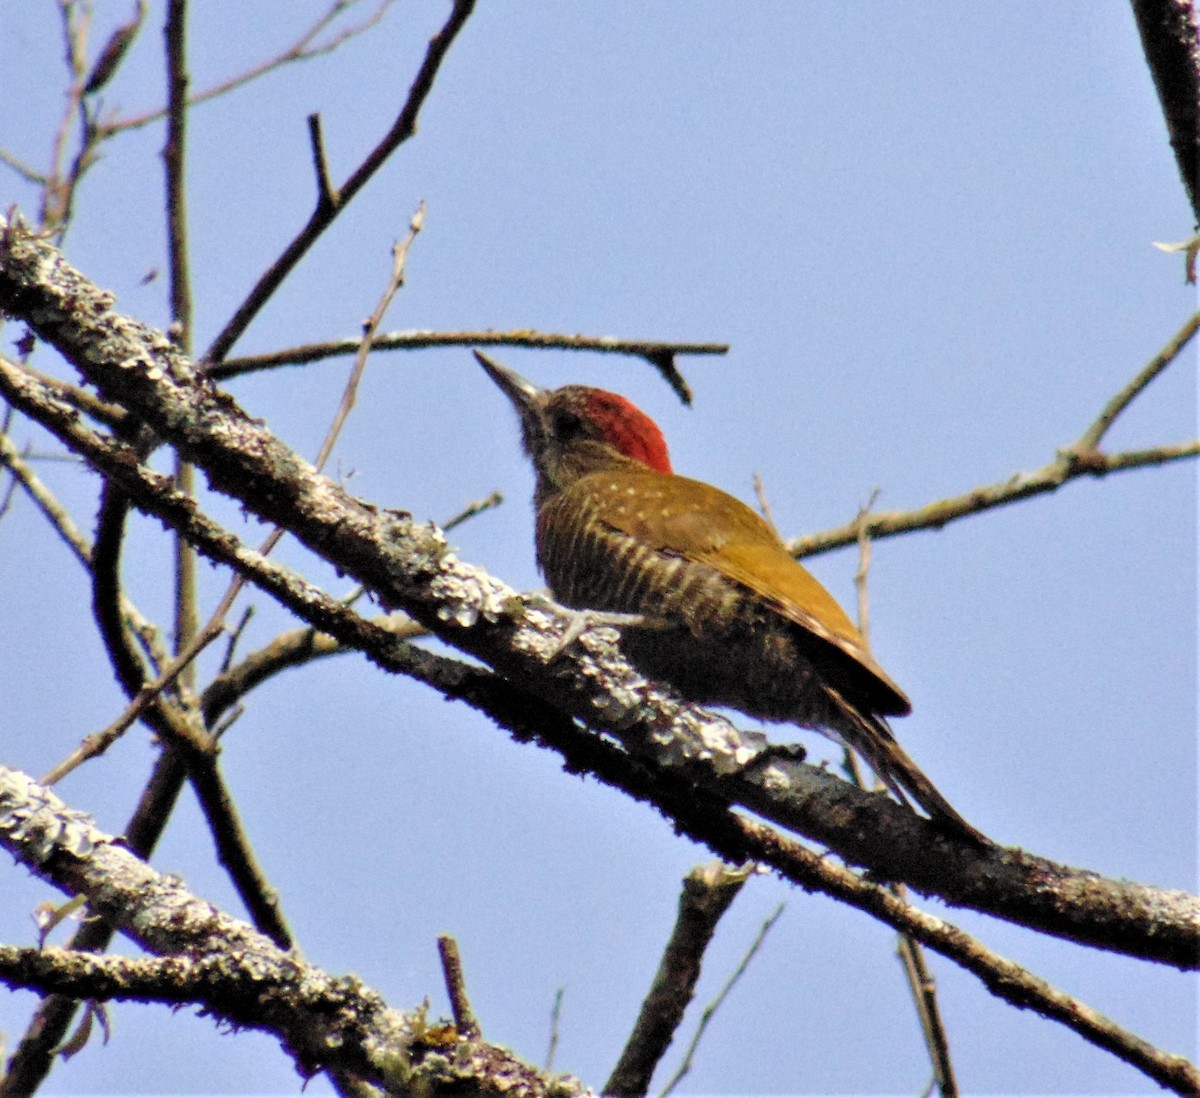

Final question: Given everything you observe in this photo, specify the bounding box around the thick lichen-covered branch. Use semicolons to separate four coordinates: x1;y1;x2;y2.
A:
0;766;582;1096
1;215;1198;969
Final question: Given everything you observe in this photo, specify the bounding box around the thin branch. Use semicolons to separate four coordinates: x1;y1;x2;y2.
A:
896;925;958;1098
442;489;504;532
727;814;1200;1097
851;509;958;1097
0;427;94;568
545;988;564;1072
37;194;422;781
164;0;198;698
606;862;751;1097
21;366;130;430
0;147;49;187
1073;307;1200;450
789;309;1200;559
83;1;146;95
213;329;729;382
57;204;425;758
104;0;400;135
751;471;780;538
204;627;347;726
60;474;290;956
307;112;337;211
220;604;256;673
790;437;1199;559
313;202;424;474
0;424;167;670
436;935;480;1040
203;0;476;363
43;1;91;231
89;203;426;777
656;901;785;1098
31;429;291;953
853;487;881;642
188;763;293;949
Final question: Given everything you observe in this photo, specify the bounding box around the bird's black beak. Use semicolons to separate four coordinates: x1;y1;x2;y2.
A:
473;350;545;415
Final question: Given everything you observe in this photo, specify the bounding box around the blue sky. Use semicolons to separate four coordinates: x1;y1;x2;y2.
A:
0;3;1196;1094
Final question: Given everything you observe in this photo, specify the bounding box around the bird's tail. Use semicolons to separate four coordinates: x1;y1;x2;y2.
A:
824;686;988;844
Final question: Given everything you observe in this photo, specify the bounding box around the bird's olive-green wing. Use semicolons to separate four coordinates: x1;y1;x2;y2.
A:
579;466;910;711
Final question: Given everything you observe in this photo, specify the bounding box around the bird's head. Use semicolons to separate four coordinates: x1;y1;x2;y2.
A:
476;351;672;499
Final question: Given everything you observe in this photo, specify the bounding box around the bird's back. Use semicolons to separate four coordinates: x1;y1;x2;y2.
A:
535;465;910;721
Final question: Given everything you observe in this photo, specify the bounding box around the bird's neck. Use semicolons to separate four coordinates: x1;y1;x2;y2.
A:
533;440;644;507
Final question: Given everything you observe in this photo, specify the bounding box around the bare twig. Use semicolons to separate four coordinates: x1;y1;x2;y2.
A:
546;988;564;1072
751;471;780;537
313;202;424;474
43;1;92;231
83;1;146;95
307;112;337;211
0;421;167;670
607;862;751;1097
220;605;256;673
104;0;400;134
436;935;480;1040
897;928;958;1098
656;900;785;1098
442;489;504;532
204;0;475;363
213;329;729;382
1073;308;1200;451
0;147;49;187
37;644;212;786
0;428;94;567
76;486;292;950
790;310;1200;559
164;0;198;697
41;205;422;783
852;487;881;642
22;366;129;430
189;764;293;948
850;516;958;1096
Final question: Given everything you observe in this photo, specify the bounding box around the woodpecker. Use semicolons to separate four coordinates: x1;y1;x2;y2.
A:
477;351;982;841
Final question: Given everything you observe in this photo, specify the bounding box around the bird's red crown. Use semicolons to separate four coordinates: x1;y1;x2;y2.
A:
576;389;673;474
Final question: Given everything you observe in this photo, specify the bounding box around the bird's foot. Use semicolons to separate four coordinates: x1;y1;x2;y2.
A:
525;592;659;661
738;741;808;773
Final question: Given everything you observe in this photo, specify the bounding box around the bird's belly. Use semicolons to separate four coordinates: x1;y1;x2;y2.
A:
543;528;843;727
618;618;842;729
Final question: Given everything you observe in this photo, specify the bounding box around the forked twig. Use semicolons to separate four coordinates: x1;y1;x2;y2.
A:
656;900;785;1098
789;310;1200;560
104;0;400;134
607;862;752;1097
204;0;475;362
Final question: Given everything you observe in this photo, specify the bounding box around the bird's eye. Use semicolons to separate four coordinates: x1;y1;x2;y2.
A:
553;410;583;438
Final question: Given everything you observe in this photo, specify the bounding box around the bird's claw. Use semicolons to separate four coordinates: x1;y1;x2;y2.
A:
524;592;653;661
738;741;808;774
